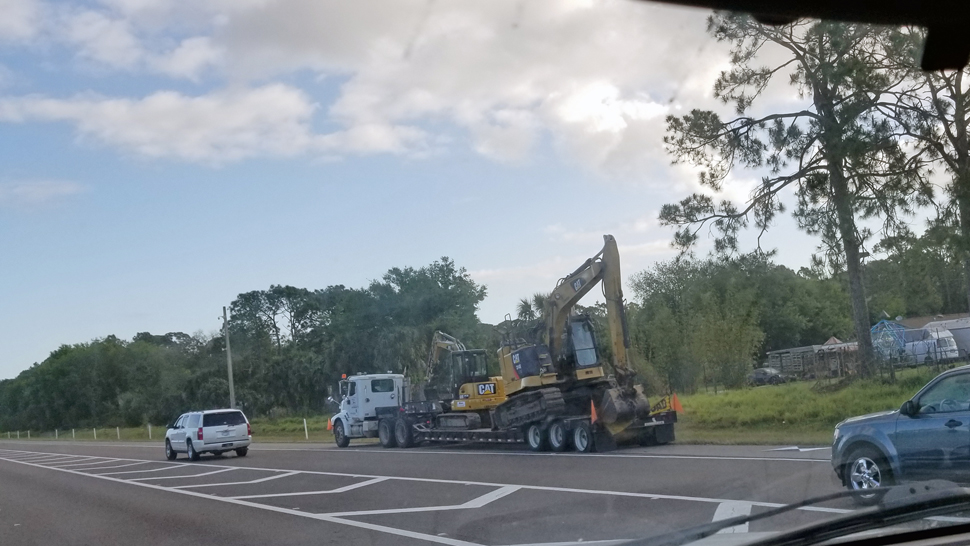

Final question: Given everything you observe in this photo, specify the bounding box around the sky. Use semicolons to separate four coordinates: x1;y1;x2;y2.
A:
0;0;845;379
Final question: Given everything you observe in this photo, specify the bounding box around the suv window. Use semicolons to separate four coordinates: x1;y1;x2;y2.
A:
203;411;246;427
918;374;970;414
187;414;201;428
371;379;394;393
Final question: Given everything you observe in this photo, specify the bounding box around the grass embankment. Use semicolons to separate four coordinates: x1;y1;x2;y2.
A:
676;368;939;445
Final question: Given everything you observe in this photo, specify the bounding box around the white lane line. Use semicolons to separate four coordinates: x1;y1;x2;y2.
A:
10;454;81;463
0;454;482;546
712;501;753;533
97;464;191;476
229;477;389;499
765;447;828;453
131;468;237;481
50;459;123;468
46;457;109;467
0;440;830;462
322;485;522;517
84;462;155;472
504;540;630;546
172;471;298;489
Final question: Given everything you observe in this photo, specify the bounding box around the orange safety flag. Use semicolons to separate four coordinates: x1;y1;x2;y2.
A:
671;393;684;413
326;419;333;431
590;400;598;424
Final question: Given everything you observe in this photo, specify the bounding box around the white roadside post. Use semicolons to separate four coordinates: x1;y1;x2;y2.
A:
304;418;309;440
148;424;152;440
72;429;75;440
55;429;58;439
27;430;29;439
16;431;20;439
116;427;120;440
93;428;97;440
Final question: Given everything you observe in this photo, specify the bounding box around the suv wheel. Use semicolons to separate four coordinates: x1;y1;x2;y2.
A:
187;440;201;461
846;447;892;505
333;419;350;448
165;440;177;460
235;447;248;457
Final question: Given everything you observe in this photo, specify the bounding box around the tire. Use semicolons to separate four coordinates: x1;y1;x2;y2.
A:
845;446;892;506
548;420;569;452
379;419;398;448
333;419;350;448
394;418;414;448
573;421;595;453
187;440;201;461
235;447;248;457
526;423;548;452
165;440;177;460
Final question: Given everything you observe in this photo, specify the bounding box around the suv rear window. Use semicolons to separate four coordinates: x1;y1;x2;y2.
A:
371;379;394;393
203;411;247;427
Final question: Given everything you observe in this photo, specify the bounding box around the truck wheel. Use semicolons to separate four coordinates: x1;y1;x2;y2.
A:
394;419;414;448
548;420;569;452
846;446;893;506
379;419;398;448
526;423;547;452
333;419;350;448
573;421;595;453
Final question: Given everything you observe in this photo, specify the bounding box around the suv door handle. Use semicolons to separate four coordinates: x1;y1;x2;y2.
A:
945;419;963;429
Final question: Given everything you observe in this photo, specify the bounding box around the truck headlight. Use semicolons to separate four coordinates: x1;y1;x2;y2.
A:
833;427;840;443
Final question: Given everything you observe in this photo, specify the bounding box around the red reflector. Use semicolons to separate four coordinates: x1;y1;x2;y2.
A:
197;427;203;441
247;423;251;436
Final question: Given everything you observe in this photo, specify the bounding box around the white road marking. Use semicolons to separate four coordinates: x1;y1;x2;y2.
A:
172;471;299;489
131;467;237;481
505;540;630;546
0;453;482;546
765;447;828;453
45;457;110;467
50;459;123;468
229;476;389;499
712;501;753;533
11;454;82;463
97;464;191;476
85;462;155;472
319;485;522;517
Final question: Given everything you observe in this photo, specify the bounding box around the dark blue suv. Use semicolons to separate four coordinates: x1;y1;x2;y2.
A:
832;365;970;503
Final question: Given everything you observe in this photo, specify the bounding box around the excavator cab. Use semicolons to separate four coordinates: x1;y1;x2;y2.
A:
564;315;606;381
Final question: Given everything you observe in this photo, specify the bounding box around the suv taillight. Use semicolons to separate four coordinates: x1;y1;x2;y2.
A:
247;422;251;436
197;427;203;441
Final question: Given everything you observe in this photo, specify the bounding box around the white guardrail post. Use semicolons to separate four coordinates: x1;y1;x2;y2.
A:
27;430;29;439
116;427;120;440
72;429;75;440
148;424;152;440
93;428;97;440
304;418;309;440
55;429;58;439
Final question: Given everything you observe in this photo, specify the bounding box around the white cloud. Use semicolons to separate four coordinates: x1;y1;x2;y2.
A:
150;36;223;81
0;84;431;163
0;0;41;42
0;180;85;207
64;10;145;69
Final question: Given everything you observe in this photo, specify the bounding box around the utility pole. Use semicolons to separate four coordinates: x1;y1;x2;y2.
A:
223;306;236;409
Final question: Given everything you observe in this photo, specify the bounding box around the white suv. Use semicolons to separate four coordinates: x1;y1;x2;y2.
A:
164;409;252;461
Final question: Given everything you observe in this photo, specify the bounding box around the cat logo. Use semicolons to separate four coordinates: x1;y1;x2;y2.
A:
477;383;497;396
572;278;584;292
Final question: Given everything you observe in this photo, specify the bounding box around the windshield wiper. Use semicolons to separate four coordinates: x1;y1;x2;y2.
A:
624;480;970;546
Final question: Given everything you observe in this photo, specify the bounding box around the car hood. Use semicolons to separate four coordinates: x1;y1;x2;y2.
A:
837;409;897;427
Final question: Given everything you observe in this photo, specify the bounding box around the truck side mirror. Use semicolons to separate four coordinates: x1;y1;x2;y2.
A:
900;400;916;416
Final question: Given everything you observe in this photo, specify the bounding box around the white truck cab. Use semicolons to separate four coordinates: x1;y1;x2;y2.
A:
329;374;407;447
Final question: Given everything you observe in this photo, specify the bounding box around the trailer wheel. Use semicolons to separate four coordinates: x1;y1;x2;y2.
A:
394;418;414;448
526;423;548;452
333;419;350;448
573;421;595;453
548;420;569;452
379;419;397;448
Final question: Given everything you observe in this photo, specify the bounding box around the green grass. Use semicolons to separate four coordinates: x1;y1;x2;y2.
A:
676;367;940;445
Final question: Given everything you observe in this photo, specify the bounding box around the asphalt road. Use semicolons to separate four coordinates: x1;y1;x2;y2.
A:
0;439;848;546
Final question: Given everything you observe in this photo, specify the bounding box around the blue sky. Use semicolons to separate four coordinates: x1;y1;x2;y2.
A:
0;0;847;379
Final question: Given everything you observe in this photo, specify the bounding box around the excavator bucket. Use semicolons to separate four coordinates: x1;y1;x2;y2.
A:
589;386;651;451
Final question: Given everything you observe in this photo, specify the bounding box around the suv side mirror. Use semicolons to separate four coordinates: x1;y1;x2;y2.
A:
900;400;916;416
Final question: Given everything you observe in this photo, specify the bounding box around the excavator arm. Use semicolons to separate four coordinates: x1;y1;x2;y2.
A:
540;235;636;390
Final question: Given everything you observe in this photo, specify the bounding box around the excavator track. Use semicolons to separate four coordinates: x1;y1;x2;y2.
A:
492;387;566;429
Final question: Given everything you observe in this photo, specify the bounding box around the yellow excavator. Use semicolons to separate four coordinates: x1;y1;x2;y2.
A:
421;331;506;428
491;234;660;450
